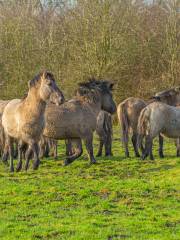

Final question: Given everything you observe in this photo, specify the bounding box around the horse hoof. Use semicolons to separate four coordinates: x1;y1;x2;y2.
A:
96;153;102;157
159;153;164;158
105;153;113;157
64;159;72;166
135;153;140;157
33;164;39;170
141;155;146;160
90;159;96;164
16;164;22;172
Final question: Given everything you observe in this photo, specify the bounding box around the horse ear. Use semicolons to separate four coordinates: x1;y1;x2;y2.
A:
109;83;114;91
42;71;46;80
28;80;32;88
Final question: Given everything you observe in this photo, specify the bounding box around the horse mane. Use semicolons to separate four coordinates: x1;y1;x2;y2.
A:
155;87;180;98
75;78;114;104
78;78;114;92
28;71;55;88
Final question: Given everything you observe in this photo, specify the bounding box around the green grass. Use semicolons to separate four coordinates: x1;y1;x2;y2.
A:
0;127;180;240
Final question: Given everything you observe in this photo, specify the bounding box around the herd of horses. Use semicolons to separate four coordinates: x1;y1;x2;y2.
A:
0;70;180;172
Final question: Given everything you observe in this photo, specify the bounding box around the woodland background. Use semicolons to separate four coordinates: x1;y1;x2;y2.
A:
0;0;179;103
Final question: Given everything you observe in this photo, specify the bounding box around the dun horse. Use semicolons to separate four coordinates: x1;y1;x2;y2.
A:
65;111;113;159
117;97;146;157
43;78;116;165
138;102;180;160
2;71;64;172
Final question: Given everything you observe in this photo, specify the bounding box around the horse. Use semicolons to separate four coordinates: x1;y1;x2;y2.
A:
117;97;146;157
43;78;116;165
2;71;64;172
117;87;180;158
65;111;113;159
151;87;180;158
138;101;180;160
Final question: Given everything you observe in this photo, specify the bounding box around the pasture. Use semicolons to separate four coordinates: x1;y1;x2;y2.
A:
0;127;179;240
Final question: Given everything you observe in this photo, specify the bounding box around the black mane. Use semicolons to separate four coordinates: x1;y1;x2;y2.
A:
78;78;113;94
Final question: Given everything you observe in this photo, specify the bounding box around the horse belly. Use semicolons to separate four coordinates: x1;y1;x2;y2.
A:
162;119;180;138
21;122;44;141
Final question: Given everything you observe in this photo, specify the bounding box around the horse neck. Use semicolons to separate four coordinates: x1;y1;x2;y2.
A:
88;100;102;117
174;95;180;106
77;94;102;117
23;87;46;116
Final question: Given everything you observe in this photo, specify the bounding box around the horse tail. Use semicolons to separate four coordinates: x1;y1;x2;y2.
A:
137;107;150;148
103;112;112;138
117;102;129;144
0;117;5;153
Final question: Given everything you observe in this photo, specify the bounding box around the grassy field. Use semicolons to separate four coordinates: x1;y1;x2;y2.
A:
0;127;179;240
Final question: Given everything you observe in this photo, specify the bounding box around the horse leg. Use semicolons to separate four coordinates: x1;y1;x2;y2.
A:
83;134;96;164
123;137;129;158
2;142;9;164
64;139;83;166
24;145;33;171
39;141;45;158
132;133;140;157
16;141;25;172
142;135;153;160
96;138;104;157
32;143;40;170
106;138;113;156
8;137;14;172
13;141;18;159
65;139;74;156
149;140;154;160
176;138;180;157
53;141;58;159
158;134;164;158
44;140;50;158
105;133;113;156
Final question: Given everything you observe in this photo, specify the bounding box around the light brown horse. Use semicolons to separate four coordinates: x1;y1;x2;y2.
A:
2;71;64;172
117;87;180;158
138;102;180;160
43;78;116;165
